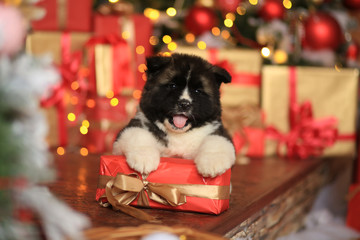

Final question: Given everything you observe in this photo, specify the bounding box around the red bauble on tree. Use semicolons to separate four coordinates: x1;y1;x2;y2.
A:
259;0;285;22
216;0;241;13
347;42;359;61
303;12;343;50
185;6;217;36
343;0;360;9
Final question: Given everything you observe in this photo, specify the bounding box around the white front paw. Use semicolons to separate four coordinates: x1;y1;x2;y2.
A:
126;148;160;174
195;152;233;177
195;135;235;177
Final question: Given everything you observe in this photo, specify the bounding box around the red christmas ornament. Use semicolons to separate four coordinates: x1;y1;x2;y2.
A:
216;0;241;13
347;42;359;61
259;0;285;22
343;0;360;9
303;12;343;50
185;6;217;36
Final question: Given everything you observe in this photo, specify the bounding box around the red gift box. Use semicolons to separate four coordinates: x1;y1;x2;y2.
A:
96;155;231;215
32;0;92;32
346;184;360;232
233;127;265;157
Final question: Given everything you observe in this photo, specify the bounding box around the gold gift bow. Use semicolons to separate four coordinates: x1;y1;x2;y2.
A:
98;173;230;222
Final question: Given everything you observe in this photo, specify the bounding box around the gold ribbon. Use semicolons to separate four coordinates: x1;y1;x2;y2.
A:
98;173;230;222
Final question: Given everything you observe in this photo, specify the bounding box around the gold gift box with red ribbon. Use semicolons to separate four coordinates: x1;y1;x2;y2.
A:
85;35;136;97
261;66;359;158
96;155;231;219
27;31;91;147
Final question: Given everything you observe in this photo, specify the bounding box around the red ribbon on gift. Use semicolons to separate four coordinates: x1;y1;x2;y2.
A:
41;84;68;146
41;32;90;146
59;32;90;120
208;49;261;86
266;67;344;159
86;34;134;96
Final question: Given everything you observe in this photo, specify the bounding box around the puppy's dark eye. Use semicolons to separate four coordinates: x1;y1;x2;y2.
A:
167;83;177;89
195;89;203;94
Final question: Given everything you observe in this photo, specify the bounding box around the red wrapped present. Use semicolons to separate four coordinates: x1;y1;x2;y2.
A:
93;14;153;90
96;155;231;218
346;183;360;232
31;0;92;32
233;128;265;157
222;104;265;158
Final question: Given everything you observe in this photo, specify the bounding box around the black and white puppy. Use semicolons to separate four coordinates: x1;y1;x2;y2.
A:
113;53;235;177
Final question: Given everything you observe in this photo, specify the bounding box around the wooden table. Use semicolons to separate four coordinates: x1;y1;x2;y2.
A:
48;152;352;239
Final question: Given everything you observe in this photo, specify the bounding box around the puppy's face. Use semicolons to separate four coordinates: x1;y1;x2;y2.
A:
140;54;231;133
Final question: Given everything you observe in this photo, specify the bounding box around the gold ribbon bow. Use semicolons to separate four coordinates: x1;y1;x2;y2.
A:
98;173;230;222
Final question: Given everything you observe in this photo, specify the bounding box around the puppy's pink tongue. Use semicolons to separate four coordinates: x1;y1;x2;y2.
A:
173;115;188;128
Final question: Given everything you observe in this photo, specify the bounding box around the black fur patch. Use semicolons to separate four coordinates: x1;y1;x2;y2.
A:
144;122;168;146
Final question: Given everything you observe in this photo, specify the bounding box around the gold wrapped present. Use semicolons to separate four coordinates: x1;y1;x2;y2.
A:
26;31;91;64
262;66;359;157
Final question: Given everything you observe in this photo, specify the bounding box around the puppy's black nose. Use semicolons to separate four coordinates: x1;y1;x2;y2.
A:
178;100;191;111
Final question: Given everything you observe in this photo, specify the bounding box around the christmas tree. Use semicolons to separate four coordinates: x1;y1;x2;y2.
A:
93;0;360;67
0;3;90;240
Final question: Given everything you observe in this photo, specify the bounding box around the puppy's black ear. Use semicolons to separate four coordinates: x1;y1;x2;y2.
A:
146;55;172;75
212;65;231;86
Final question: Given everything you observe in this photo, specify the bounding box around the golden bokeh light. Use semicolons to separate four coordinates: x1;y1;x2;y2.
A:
57;147;65;156
133;90;142;100
80;125;88;135
71;81;79;90
226;13;236;21
185;33;195;43
212;27;220;36
110;98;119;107
167;42;178;51
166;7;177;17
122;31;130;39
80;147;89;156
162;35;172;44
86;99;96;108
136;45;145;54
197;41;207;50
82;120;90;128
249;0;258;5
67;113;76;122
105;90;114;99
149;36;159;45
261;47;271;58
221;30;230;39
138;63;147;73
224;19;234;28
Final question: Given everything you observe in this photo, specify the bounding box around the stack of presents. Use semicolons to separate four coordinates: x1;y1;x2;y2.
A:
27;0;152;152
27;0;360;230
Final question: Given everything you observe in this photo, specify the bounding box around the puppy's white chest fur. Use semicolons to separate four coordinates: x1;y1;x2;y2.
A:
161;123;219;159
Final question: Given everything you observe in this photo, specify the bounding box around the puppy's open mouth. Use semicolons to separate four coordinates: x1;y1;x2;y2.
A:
164;113;192;133
170;114;189;129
